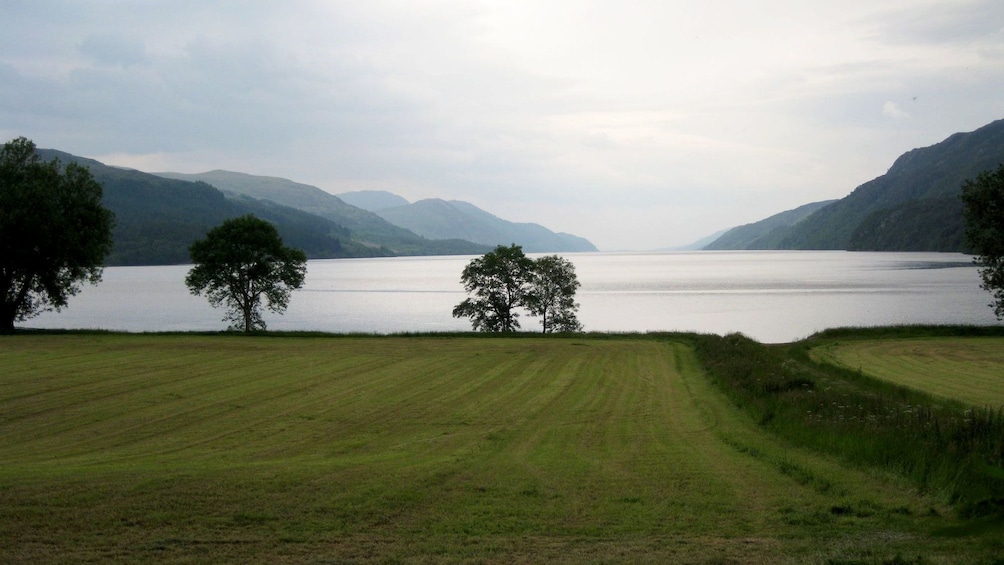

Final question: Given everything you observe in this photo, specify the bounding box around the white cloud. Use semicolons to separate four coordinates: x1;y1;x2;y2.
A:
882;101;911;120
2;0;1003;249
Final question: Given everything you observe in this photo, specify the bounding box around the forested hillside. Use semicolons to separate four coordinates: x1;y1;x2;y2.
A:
156;171;490;256
704;200;835;250
38;151;378;265
705;119;1004;251
159;172;596;253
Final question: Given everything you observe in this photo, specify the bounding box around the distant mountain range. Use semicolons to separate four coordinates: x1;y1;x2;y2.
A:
160;172;596;254
340;191;597;253
27;149;595;266
704;119;1004;251
40;118;1001;266
154;170;487;258
338;190;410;211
36;150;360;265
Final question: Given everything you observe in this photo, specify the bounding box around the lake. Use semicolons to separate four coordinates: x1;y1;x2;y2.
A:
22;251;1002;343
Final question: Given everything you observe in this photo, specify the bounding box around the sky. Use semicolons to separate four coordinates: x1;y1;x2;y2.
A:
2;1;1003;250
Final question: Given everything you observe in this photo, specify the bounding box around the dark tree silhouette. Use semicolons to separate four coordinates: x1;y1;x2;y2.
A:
452;244;534;332
526;255;582;333
961;164;1004;319
186;215;307;332
0;137;114;332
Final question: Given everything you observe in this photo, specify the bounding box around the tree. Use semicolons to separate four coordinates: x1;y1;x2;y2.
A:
452;245;584;333
452;244;534;332
186;215;307;332
526;255;582;333
961;164;1004;319
0;137;114;333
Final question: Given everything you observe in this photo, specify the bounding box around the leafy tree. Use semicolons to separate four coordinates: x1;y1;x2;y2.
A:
0;137;114;333
186;215;307;332
961;164;1004;319
453;244;534;332
453;245;584;333
526;255;582;333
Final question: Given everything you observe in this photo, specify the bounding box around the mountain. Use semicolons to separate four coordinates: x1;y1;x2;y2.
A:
704;200;837;250
338;190;410;211
847;195;966;251
704;119;1004;252
36;150;367;266
373;198;597;253
336;190;597;253
658;229;731;251
154;171;488;256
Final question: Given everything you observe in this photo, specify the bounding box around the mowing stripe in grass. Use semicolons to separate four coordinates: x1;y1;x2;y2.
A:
811;337;1004;408
1;334;997;563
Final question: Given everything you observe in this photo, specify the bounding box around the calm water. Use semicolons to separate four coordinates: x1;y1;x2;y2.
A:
22;251;1001;343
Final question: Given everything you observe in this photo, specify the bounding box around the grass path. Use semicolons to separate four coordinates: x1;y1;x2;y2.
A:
0;334;996;563
810;336;1004;408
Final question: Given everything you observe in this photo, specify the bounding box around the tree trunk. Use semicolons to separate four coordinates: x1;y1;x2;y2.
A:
0;313;14;334
1;275;21;333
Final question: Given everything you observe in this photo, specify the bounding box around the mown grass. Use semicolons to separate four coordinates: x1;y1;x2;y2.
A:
692;329;1004;521
0;333;1001;563
809;336;1004;408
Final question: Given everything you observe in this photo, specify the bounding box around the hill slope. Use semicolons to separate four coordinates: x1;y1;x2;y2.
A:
779;119;1004;251
704;119;1004;251
337;190;410;211
37;150;363;265
704;200;836;250
375;198;597;253
155;171;487;256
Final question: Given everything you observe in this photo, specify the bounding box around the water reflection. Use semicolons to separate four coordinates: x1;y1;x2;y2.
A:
23;251;1000;342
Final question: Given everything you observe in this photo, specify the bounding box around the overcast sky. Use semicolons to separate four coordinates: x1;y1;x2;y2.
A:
3;1;1003;250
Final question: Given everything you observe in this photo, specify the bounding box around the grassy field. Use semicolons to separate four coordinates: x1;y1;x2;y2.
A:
0;333;1001;563
810;337;1004;408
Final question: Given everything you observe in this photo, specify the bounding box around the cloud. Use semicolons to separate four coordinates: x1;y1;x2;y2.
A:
861;0;1004;47
78;33;147;67
2;0;1003;250
882;101;911;120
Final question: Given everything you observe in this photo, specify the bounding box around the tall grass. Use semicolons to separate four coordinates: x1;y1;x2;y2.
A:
692;332;1004;515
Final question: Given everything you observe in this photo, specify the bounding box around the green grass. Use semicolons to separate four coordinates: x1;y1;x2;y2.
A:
810;336;1004;408
694;331;1004;520
0;333;1001;563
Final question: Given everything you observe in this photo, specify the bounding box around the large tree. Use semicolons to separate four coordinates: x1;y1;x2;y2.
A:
452;244;534;332
186;215;307;332
526;255;582;333
961;164;1004;319
0;137;114;333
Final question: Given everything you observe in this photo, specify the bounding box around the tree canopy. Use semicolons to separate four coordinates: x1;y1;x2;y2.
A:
185;215;307;332
526;255;582;333
0;137;114;333
452;244;534;332
453;244;582;333
961;164;1004;319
